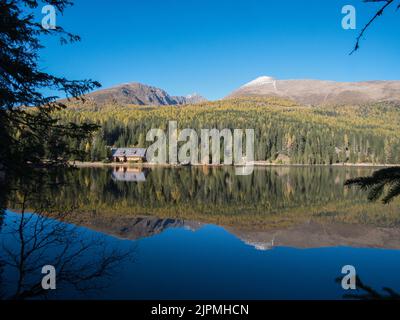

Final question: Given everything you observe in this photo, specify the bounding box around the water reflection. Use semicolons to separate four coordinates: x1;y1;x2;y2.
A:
345;167;400;203
336;276;400;300
5;166;400;247
0;170;136;300
1;166;400;299
111;166;148;182
1;211;136;300
11;166;392;216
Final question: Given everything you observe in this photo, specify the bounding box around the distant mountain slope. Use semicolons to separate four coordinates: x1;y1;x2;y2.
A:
81;82;207;106
228;76;400;105
172;93;208;105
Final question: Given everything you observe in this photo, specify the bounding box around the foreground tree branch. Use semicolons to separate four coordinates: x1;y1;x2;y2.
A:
351;0;398;54
0;0;101;172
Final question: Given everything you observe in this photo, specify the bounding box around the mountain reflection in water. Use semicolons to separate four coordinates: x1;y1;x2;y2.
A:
1;166;400;299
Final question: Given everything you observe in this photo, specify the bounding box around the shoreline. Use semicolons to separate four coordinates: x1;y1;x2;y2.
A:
70;161;400;169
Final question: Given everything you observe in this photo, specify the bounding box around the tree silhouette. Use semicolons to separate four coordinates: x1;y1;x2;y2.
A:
351;0;400;54
0;0;101;172
0;170;136;300
0;205;136;300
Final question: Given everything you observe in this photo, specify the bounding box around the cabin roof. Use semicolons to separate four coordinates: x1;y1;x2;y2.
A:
111;148;146;158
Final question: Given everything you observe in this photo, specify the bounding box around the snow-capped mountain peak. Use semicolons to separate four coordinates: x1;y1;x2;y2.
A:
241;76;277;88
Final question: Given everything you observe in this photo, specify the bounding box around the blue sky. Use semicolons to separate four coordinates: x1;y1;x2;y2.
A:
38;0;400;100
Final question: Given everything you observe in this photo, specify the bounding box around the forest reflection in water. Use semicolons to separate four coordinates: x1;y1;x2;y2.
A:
1;165;400;299
4;165;400;246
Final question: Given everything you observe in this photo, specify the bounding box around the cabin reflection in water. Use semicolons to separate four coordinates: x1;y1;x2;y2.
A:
111;167;148;182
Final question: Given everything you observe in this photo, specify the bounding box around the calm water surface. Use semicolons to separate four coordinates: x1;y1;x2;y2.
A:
1;166;400;299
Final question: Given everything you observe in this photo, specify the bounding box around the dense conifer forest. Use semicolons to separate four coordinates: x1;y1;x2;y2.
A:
56;97;400;164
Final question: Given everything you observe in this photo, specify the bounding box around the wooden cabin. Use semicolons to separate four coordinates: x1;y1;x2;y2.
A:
111;148;146;163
